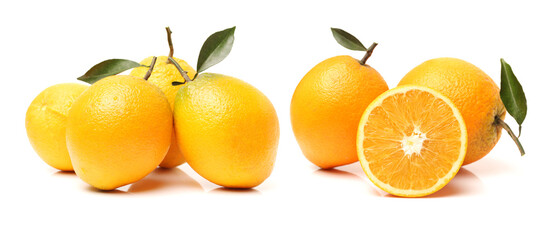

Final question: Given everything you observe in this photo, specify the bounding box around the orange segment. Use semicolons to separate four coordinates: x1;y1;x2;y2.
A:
357;85;467;197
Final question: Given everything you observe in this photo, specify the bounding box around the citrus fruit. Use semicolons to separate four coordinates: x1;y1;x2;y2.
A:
174;73;279;188
398;57;505;165
66;75;173;190
357;85;467;197
291;55;388;169
130;56;196;168
26;83;88;171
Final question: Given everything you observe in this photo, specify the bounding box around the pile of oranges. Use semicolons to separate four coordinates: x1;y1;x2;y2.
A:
26;27;279;191
26;27;525;197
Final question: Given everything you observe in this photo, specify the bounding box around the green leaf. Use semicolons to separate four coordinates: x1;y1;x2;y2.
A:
331;28;367;51
77;59;143;84
196;26;236;73
500;58;527;134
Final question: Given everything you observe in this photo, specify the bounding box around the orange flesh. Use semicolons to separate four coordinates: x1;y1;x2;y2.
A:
362;89;464;191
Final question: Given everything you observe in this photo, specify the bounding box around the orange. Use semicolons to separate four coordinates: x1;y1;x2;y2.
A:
291;55;388;169
66;75;173;190
130;56;196;168
398;58;505;165
174;73;279;188
357;85;467;197
26;83;88;171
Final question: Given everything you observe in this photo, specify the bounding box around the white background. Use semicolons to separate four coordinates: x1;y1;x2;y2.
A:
2;0;556;239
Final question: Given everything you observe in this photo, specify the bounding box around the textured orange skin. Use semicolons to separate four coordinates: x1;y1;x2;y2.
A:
26;83;88;171
174;73;279;188
291;55;389;169
66;75;173;190
130;56;196;168
398;58;505;165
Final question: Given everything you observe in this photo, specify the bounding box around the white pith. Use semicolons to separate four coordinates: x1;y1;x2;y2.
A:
401;127;427;156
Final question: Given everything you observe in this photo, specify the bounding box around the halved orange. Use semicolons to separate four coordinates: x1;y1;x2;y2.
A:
356;85;467;197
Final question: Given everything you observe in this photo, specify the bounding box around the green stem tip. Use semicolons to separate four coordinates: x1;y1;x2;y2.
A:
359;42;378;65
166;27;174;63
168;56;192;85
496;116;525;156
143;56;157;80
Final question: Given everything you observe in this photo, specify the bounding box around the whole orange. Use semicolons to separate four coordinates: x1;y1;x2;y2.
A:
66;75;173;190
174;73;279;188
291;55;389;169
26;83;88;171
398;57;505;165
130;56;196;168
